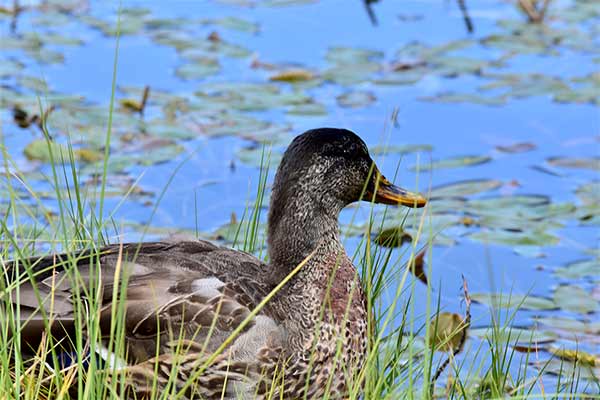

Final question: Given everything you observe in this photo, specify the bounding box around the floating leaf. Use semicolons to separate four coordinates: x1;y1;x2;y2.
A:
175;58;220;80
374;227;412;248
430;179;502;198
325;47;384;65
0;58;24;78
120;98;144;112
323;63;380;85
236;146;282;168
471;293;557;311
374;70;424;86
336;91;376;108
470;327;557;345
412;155;491;171
469;228;560;247
370;144;432;155
554;259;600;280
270;69;315;83
420;93;507;106
534;358;600;381
212;215;267;246
553;285;598;314
576;181;600;205
24;140;102;163
550;347;598;367
202;17;259;33
536;316;600;335
428;312;466;352
496;142;537;153
547;157;600;171
286;102;327;115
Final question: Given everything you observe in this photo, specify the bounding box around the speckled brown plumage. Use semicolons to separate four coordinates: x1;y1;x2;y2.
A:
4;128;426;399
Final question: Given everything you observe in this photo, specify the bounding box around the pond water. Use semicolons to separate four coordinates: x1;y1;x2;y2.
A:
1;0;599;396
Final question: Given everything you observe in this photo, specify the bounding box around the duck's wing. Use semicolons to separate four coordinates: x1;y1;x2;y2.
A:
5;240;283;397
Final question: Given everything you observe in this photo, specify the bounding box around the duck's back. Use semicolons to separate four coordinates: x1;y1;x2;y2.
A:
7;240;284;399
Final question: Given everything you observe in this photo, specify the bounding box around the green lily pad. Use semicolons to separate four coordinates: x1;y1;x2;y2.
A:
336;91;376;108
534;358;600;382
471;292;557;311
428;312;466;352
469;228;560;247
24;139;102;164
495;142;537;153
132;140;185;166
325;46;384;65
420;93;507;106
536;316;600;335
547;157;600;171
202;17;259;33
236;146;282;168
18;76;49;92
373;227;412;248
270;69;315;83
370;144;433;155
466;195;574;229
212;217;267;246
470;326;557;345
430;179;502;198
286;102;327;115
412;155;492;171
0;58;24;78
175;58;220;80
553;285;598;314
554;259;600;280
373;70;424;86
322;62;381;85
575;181;600;205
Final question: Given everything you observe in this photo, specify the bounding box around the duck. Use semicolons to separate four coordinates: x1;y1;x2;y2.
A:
6;128;426;399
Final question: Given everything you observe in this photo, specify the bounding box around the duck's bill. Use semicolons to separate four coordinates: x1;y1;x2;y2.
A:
365;174;427;208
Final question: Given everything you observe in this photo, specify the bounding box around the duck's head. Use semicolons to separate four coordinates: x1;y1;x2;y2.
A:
271;128;427;211
268;128;427;267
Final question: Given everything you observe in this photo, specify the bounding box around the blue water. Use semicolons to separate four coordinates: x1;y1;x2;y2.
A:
1;0;599;394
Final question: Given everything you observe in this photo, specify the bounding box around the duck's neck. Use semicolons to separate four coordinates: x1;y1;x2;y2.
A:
267;184;345;280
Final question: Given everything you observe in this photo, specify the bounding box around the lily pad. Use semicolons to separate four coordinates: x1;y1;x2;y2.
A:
325;46;384;65
24;139;102;164
412;155;492;171
547;157;600;171
470;326;557;345
212;216;267;247
575;181;600;205
373;227;412;248
496;142;537;153
469;228;560;247
534;358;600;382
428;312;466;352
554;259;600;280
430;179;502;198
286;102;327;116
471;292;557;311
370;144;432;155
550;347;598;367
270;69;315;83
236;146;282;168
202;17;259;33
553;285;598;314
336;91;376;108
536;316;600;336
175;58;220;80
420;93;507;106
